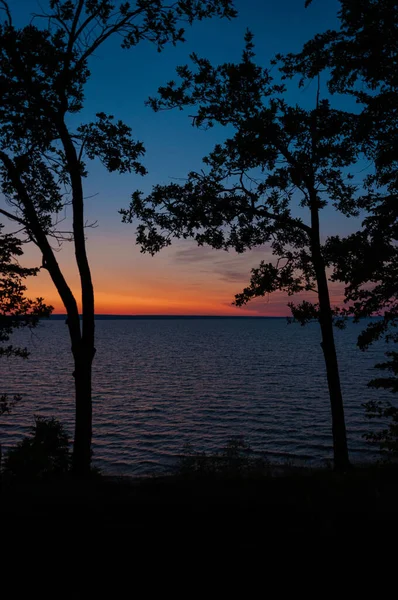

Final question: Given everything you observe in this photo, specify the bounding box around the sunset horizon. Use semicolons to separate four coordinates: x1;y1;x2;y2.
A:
10;0;349;322
2;0;396;540
48;312;291;317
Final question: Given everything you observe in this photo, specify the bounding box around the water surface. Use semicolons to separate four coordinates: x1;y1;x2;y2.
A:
0;317;392;474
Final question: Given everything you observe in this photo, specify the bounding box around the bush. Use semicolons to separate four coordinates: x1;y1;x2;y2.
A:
2;416;71;480
177;437;269;477
363;400;398;459
0;394;21;416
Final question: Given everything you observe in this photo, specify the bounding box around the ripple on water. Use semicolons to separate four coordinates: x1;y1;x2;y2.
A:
0;318;393;474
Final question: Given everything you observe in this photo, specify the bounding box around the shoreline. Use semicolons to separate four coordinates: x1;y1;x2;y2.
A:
2;463;398;542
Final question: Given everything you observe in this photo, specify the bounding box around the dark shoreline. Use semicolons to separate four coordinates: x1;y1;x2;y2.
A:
2;463;398;543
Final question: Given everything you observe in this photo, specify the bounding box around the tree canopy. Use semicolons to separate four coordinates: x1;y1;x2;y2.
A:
123;32;364;469
124;33;359;323
0;0;236;473
280;0;398;394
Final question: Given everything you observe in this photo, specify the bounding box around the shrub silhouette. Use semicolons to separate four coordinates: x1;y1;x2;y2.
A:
177;437;269;477
363;401;398;460
3;416;71;480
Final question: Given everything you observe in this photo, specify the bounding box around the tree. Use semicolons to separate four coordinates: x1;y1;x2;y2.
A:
280;1;398;422
0;0;236;474
362;400;398;459
1;224;52;358
123;33;360;470
1;224;51;477
2;415;71;480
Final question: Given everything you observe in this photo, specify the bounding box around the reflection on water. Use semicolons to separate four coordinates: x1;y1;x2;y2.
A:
0;317;391;475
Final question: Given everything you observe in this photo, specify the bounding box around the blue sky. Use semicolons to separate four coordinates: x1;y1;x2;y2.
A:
7;0;361;315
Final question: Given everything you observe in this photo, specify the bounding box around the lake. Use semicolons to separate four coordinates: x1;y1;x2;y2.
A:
0;317;392;475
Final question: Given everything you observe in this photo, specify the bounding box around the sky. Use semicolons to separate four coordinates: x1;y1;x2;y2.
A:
4;0;360;316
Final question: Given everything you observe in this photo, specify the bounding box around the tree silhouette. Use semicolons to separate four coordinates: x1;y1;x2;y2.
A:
281;1;398;414
0;224;52;359
1;224;51;476
123;33;361;470
0;0;236;474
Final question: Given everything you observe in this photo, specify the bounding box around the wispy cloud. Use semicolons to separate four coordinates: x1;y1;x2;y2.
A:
173;242;272;287
173;245;220;263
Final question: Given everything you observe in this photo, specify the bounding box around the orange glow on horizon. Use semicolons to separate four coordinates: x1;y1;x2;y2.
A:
25;274;296;317
20;236;346;318
24;270;346;317
31;290;293;317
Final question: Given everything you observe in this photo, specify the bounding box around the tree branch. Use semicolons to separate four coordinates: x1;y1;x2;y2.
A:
68;0;85;54
76;7;144;67
237;177;312;235
0;150;81;347
0;0;12;26
0;207;26;227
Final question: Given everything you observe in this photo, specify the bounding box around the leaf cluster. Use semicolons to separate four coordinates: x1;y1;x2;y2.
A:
0;224;52;358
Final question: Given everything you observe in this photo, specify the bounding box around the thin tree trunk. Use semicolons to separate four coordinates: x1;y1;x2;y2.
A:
317;268;350;471
72;348;93;474
310;198;350;471
0;150;94;474
57;118;96;475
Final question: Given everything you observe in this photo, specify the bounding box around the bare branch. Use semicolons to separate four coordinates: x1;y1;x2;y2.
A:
68;0;85;54
77;8;144;67
237;175;312;235
0;207;26;227
84;219;98;229
0;0;12;26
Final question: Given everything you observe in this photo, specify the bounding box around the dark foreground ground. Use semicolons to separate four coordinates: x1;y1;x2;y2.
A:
2;464;398;549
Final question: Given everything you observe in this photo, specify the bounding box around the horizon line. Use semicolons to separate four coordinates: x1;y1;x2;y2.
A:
47;313;290;318
45;313;372;319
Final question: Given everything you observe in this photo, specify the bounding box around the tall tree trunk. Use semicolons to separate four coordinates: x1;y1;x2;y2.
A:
316;267;350;471
310;198;350;471
57;118;96;475
72;346;93;474
0;149;95;475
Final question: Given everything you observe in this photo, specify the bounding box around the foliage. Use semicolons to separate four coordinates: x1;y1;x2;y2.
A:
282;0;398;166
177;437;269;477
363;400;398;459
0;0;237;237
0;224;52;358
0;0;236;473
281;1;398;420
123;30;365;468
123;32;359;325
281;0;398;336
0;393;21;416
361;353;398;458
2;416;71;480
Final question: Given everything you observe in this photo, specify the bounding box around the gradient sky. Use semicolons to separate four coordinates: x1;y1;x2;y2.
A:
6;0;360;315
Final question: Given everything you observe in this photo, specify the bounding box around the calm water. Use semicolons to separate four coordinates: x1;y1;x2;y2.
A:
0;317;393;474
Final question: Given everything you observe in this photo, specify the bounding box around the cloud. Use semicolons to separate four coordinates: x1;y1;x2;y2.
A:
221;295;290;316
173;241;272;286
174;241;270;263
217;267;250;283
173;244;220;263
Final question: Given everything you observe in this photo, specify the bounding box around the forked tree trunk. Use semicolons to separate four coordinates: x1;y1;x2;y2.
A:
1;136;96;477
58;118;96;476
